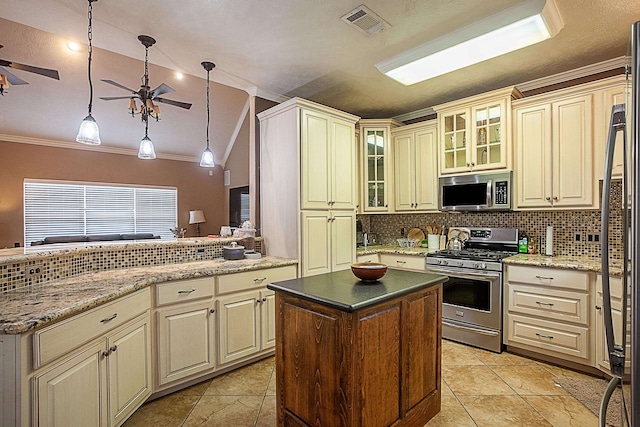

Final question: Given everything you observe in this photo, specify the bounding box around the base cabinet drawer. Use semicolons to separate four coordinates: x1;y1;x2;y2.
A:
356;254;379;263
508;314;589;360
507;265;589;291
509;284;589;325
378;254;425;271
217;265;297;294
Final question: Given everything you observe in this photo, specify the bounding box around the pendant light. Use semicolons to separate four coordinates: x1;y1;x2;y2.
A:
76;0;101;145
138;114;156;159
199;61;216;168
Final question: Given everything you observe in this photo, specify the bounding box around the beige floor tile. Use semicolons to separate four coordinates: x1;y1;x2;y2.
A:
122;394;199;427
442;365;514;395
491;365;569;396
537;361;600;381
441;380;454;397
173;379;213;397
255;395;277;427
182;395;263;427
205;358;274;395
266;369;277;395
424;396;475;426
472;348;540;366
524;395;598;427
458;395;552;427
442;340;484;366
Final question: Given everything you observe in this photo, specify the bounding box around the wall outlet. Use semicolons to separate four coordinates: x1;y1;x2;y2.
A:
25;264;44;279
585;233;600;244
574;233;582;243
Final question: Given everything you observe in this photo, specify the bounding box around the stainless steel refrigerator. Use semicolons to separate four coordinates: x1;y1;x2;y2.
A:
600;20;640;427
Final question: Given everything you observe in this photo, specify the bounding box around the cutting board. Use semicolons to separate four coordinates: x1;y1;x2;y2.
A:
407;228;425;241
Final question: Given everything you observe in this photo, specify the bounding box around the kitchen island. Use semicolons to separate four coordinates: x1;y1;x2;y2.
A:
268;268;447;427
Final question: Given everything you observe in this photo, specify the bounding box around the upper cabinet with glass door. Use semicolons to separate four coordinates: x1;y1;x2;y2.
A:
358;119;403;213
435;87;522;175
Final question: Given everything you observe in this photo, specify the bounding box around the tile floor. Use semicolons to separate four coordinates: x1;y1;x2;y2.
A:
123;339;600;427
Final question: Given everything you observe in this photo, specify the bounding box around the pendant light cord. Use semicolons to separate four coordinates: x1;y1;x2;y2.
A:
87;0;94;115
206;69;211;149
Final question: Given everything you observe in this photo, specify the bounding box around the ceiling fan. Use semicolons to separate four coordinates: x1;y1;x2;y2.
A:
0;44;60;95
99;35;191;122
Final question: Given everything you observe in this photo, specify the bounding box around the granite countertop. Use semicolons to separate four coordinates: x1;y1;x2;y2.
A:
357;244;440;256
503;254;627;276
0;256;297;335
267;268;447;312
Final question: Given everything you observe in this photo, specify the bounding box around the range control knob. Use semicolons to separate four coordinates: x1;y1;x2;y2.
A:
474;262;487;269
441;260;448;266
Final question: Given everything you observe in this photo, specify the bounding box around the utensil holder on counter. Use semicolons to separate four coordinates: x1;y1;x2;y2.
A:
427;234;440;249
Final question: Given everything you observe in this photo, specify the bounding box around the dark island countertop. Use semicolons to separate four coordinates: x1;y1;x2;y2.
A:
267;268;448;312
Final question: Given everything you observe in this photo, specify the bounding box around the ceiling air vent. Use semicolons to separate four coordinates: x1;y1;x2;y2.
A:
341;5;390;36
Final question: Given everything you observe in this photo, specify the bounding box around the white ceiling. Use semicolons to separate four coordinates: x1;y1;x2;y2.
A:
0;0;639;160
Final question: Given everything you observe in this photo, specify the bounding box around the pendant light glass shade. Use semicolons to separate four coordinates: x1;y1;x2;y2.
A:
199;147;215;167
199;61;216;168
77;0;101;145
138;136;156;159
76;114;101;145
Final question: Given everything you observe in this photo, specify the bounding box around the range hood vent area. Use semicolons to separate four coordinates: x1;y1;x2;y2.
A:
341;4;390;35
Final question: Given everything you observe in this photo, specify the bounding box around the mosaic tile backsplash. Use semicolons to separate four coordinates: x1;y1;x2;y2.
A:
358;181;625;260
0;238;263;293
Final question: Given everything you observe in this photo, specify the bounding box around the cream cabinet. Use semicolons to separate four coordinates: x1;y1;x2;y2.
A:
505;265;593;365
259;98;359;275
358;119;403;212
216;266;296;365
301;210;356;277
392;120;438;212
378;253;426;272
434;87;522;175
514;93;594;209
33;310;151;427
595;274;631;375
155;277;216;387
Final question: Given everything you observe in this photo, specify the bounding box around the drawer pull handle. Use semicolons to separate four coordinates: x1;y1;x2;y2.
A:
396;261;407;264
178;289;196;294
535;301;554;307
536;333;554;339
535;275;554;280
253;277;267;282
100;313;117;323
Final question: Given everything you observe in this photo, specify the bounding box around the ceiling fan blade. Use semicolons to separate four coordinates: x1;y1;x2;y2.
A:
7;61;59;80
99;96;139;101
101;79;139;94
0;67;28;85
155;97;192;110
151;83;174;98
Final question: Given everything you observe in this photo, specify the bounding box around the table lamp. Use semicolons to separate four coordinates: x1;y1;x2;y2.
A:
189;210;206;237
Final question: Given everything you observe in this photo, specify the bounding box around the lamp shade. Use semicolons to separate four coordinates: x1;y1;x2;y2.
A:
76;114;101;145
189;210;206;224
138;136;156;159
199;147;216;167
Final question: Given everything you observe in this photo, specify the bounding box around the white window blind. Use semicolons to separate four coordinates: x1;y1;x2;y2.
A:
24;180;177;244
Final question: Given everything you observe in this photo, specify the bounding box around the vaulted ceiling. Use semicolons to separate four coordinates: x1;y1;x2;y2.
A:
1;1;638;161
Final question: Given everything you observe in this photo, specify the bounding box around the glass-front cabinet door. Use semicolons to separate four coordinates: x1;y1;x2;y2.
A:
441;110;469;173
366;130;386;209
472;100;507;170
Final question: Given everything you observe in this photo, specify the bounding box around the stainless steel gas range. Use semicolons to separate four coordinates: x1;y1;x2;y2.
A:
426;227;518;353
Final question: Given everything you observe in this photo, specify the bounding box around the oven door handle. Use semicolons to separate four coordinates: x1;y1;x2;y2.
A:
443;320;500;337
427;266;501;280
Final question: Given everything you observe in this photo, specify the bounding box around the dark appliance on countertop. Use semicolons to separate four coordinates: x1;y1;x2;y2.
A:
439;171;512;211
426;227;518;353
598;20;638;426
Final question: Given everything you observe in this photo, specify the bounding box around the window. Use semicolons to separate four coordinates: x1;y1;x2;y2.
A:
24;180;177;244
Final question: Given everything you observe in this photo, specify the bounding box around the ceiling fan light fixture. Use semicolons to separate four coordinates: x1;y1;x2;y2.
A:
76;0;101;145
76;114;101;145
138;135;156;160
199;61;216;168
0;74;8;88
375;0;564;85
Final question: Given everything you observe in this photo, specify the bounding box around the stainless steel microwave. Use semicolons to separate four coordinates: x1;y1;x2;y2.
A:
439;171;512;211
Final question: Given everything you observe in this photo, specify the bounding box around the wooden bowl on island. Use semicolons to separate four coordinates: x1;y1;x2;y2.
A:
351;262;388;282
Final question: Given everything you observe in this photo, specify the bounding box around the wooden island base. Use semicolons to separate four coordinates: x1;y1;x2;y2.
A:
271;271;443;427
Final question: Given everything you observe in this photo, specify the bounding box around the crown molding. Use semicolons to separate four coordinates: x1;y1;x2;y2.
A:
393;107;436;122
246;86;290;103
0;134;200;163
516;56;628;92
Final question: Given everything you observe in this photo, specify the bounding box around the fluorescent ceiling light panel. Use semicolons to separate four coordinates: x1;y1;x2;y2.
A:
376;0;564;85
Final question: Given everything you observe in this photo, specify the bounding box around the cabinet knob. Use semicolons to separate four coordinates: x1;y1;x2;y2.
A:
262;298;267;302
595;305;602;310
109;345;117;353
553;196;558;201
384;204;388;208
101;351;110;358
471;162;475;167
466;163;470;167
210;308;216;314
545;197;551;201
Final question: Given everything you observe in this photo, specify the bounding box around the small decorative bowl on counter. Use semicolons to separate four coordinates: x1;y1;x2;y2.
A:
351;262;388;282
397;238;421;248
